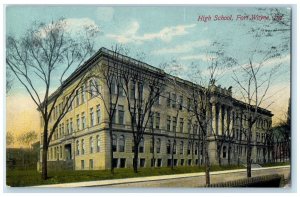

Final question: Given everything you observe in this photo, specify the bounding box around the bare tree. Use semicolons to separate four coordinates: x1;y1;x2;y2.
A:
6;131;15;147
17;131;38;148
6;18;99;179
90;45;128;173
121;58;165;173
232;49;280;177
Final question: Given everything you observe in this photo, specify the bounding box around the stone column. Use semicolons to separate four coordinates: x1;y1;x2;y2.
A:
218;105;223;135
229;109;233;137
224;107;228;135
212;103;217;135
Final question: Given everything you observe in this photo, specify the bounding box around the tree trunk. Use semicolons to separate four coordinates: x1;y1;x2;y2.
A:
246;124;252;178
109;121;114;174
133;145;139;173
204;138;210;186
151;129;155;168
41;126;48;180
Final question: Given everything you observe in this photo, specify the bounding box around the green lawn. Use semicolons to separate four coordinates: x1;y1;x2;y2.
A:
7;165;245;187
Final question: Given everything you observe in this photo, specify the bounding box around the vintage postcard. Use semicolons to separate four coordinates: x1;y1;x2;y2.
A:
5;5;292;190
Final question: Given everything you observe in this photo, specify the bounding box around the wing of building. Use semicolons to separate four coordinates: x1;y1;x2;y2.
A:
38;47;273;171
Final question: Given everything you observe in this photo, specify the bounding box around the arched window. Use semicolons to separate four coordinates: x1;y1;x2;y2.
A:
119;135;125;152
81;139;85;155
167;140;171;154
222;146;227;158
188;141;191;155
76;140;79;155
180;141;184;154
96;135;100;152
112;135;117;152
156;138;161;153
150;138;154;153
139;137;144;153
90;137;94;153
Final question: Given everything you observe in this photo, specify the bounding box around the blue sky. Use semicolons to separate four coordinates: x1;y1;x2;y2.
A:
6;6;291;125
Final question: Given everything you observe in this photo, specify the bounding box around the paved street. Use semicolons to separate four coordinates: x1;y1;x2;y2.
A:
106;166;290;187
35;165;290;188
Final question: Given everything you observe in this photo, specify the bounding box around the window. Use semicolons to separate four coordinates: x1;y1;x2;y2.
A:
167;159;172;167
96;135;100;152
150;138;154;153
195;142;198;155
137;82;144;100
188;159;192;166
171;93;176;108
61;123;64;135
81;160;85;170
76;140;80;155
89;159;93;169
180;118;184;133
173;140;177;154
181;159;185;166
130;80;135;99
167;116;171;131
157;159;162;167
156;138;161;153
112;104;116;124
90;137;94;153
154;95;160;105
76;114;80;131
112;135;117;152
113;158;118;168
76;89;80;106
119;135;125;152
118;105;125;125
139;137;144;153
120;158;126;168
188;120;192;134
70;118;73;133
140;158;145;168
193;124;198;135
111;78;116;94
81;112;86;129
151;158;156;167
96;105;101;124
187;98;191;111
155;113;160;129
59;146;62;158
180;141;184;155
188;141;191;155
90;108;94;127
179;95;183;110
174;159;178;166
89;79;97;98
223;146;227;158
167;140;171;154
81;139;85;155
81;84;86;104
66;119;69;134
172;117;177;132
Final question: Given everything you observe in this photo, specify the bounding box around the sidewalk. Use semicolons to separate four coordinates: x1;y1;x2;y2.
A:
34;165;290;188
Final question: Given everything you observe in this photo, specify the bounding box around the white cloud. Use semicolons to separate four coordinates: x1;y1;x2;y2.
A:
107;21;196;44
95;7;114;22
152;40;210;55
180;54;212;62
